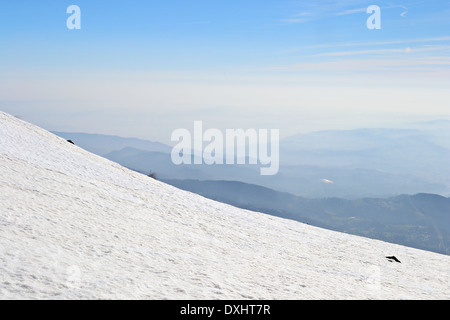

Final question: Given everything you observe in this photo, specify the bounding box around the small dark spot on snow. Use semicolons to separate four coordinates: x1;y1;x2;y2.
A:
386;256;401;263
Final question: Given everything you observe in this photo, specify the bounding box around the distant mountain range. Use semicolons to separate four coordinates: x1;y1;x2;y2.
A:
53;122;450;255
55;120;450;198
54;120;450;199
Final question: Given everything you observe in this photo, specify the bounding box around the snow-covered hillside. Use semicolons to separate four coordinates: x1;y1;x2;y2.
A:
0;111;449;299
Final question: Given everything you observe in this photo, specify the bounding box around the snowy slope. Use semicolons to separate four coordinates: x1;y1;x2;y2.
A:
0;111;449;300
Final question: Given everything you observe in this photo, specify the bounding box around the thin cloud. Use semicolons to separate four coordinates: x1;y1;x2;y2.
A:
281;11;313;24
385;4;408;17
294;12;313;17
279;37;450;54
307;45;450;58
312;48;414;57
334;7;367;16
281;18;309;24
281;1;407;24
334;4;408;17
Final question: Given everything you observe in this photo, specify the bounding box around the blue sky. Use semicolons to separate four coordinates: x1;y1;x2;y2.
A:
0;1;449;143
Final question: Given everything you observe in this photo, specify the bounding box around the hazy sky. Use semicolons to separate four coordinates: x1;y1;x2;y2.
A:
0;0;449;144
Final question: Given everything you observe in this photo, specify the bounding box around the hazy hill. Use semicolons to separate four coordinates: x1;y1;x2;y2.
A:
280;127;450;196
104;146;447;199
55;122;450;199
105;147;263;182
52;131;172;156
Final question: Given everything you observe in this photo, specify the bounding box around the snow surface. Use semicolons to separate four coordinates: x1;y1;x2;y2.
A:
0;111;449;299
